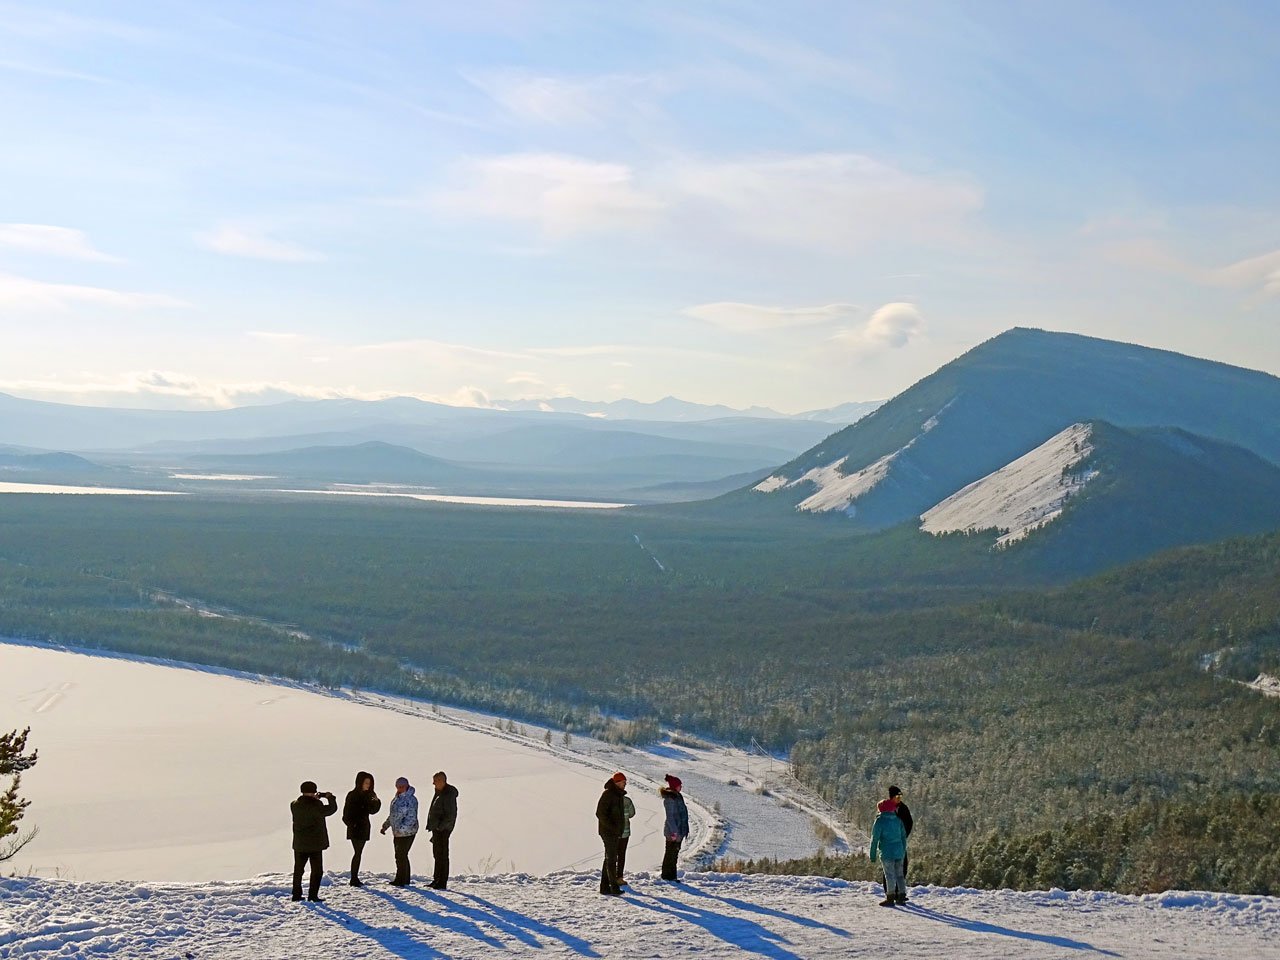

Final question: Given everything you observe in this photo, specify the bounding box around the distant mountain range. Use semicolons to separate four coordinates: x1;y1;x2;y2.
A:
739;327;1280;568
494;395;883;423
0;392;879;501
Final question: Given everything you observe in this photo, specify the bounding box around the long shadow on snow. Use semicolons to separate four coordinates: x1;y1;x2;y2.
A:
901;904;1121;955
366;887;507;950
679;882;852;937
625;892;804;960
448;889;602;957
308;901;449;959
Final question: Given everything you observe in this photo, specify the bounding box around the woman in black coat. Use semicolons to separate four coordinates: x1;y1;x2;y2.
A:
342;771;381;886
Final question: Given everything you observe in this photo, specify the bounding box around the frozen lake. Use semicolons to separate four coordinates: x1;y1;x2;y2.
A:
280;489;631;509
0;482;181;496
2;644;668;881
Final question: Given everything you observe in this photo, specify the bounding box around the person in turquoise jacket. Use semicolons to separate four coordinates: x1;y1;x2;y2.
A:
869;797;908;906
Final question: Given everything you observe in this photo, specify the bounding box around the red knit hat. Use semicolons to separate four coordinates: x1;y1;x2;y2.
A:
611;772;627;785
878;798;899;813
665;774;682;792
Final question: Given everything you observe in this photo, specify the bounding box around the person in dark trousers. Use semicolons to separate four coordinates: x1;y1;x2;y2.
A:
290;780;338;902
425;770;458;890
342;771;381;887
888;785;913;882
380;776;419;886
617;785;636;887
596;772;627;895
870;796;908;906
660;774;689;882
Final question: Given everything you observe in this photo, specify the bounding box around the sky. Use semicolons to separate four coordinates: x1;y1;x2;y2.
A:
1;0;1277;413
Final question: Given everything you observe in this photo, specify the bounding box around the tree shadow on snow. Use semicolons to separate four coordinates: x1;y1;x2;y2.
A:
447;889;603;957
626;892;804;960
901;904;1121;955
308;901;449;959
678;883;852;937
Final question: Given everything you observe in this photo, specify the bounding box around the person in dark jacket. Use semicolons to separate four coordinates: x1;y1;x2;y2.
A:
660;774;690;882
425;770;458;890
595;772;627;895
380;776;420;886
888;785;913;883
342;771;381;887
290;780;338;901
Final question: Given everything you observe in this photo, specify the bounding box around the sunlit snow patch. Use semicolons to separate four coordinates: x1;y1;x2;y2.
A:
920;422;1097;546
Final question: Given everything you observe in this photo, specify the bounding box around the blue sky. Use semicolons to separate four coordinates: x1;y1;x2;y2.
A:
1;0;1277;411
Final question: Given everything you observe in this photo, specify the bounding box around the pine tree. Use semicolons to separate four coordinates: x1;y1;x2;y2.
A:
0;727;38;862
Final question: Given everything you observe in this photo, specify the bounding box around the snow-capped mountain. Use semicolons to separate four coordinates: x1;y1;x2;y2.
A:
742;328;1280;530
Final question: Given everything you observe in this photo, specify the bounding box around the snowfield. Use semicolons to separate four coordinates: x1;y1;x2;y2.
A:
920;423;1097;546
2;642;840;882
3;872;1277;959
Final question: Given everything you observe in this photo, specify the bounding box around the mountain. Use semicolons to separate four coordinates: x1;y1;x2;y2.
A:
0;450;102;473
918;420;1280;572
186;441;474;485
493;395;790;421
793;399;885;424
745;328;1280;528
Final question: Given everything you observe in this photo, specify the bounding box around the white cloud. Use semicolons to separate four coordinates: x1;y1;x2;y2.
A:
833;302;924;352
0;272;187;310
671;153;982;252
684;301;859;333
464;70;660;126
198;225;326;263
1205;249;1280;300
0;223;122;262
435;153;664;238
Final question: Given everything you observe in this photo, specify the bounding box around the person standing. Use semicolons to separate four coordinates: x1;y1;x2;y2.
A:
617;787;636;887
290;780;338;902
596;772;627;896
425;770;458;890
888;785;913;883
869;796;908;906
380;776;419;886
660;774;689;882
342;771;381;887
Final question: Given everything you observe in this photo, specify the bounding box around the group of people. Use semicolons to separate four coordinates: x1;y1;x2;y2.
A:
868;785;914;906
594;772;690;895
288;770;457;902
289;768;691;902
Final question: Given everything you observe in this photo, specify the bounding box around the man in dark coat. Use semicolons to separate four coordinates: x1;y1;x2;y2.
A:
342;771;381;887
425;770;458;890
595;772;627;895
660;774;690;882
888;785;913;883
290;780;338;901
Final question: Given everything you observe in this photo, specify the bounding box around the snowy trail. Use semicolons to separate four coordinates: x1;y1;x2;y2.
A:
2;873;1276;959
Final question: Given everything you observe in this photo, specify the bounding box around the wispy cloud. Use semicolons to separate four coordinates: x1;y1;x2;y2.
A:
464;69;660;126
355;337;532;364
434;153;664;238
0;272;186;310
833;302;924;353
197;225;326;263
1205;249;1280;301
684;301;859;333
0;223;122;262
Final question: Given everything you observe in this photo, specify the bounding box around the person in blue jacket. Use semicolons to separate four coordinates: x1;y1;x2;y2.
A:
660;774;690;882
380;776;420;886
869;796;908;906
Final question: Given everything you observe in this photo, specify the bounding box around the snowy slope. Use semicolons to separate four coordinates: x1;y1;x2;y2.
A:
920;423;1097;546
3;872;1277;959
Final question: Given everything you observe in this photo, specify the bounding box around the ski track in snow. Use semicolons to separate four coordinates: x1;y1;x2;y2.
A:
2;873;1276;959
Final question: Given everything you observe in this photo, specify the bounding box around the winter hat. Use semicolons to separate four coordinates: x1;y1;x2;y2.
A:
300;781;318;794
664;774;683;792
887;785;902;798
395;776;410;788
611;772;627;785
878;798;899;813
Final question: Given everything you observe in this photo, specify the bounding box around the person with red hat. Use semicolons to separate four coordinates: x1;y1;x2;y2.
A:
596;772;628;895
869;794;909;906
660;774;689;882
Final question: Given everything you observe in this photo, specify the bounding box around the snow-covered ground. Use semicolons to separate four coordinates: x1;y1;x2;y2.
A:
2;642;841;882
2;644;672;881
920;423;1097;546
1246;673;1280;698
3;872;1276;959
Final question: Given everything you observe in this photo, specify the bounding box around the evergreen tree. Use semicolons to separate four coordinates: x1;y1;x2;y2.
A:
0;726;38;862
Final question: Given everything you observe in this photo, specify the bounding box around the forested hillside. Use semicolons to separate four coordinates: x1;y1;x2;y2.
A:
0;496;1276;892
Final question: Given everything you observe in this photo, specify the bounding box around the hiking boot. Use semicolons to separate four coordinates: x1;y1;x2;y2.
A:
896;894;909;904
879;898;896;907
